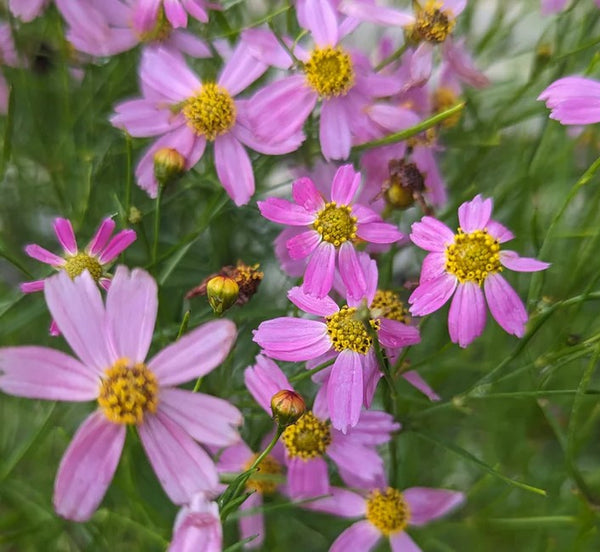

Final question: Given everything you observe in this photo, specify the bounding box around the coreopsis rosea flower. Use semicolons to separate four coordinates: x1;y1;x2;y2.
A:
111;45;303;204
258;164;402;299
0;266;241;521
169;493;222;552
538;76;600;125
306;485;464;551
409;195;550;347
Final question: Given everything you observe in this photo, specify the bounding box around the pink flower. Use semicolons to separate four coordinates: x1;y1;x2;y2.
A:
0;266;241;521
9;0;50;21
258;164;403;299
133;0;214;29
538;76;600;125
409;195;550;347
169;493;222;552
540;0;569;14
306;485;464;551
111;45;303;204
245;356;399;497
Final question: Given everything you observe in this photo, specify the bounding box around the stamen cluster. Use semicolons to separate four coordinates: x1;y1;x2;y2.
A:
445;229;502;285
413;1;455;43
313;202;357;247
282;411;332;460
365;488;410;536
183;83;236;140
304;46;355;98
63;252;103;281
243;454;282;495
370;290;410;324
325;306;378;354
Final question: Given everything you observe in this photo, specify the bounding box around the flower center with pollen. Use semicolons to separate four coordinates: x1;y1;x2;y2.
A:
313;202;357;247
182;83;236;140
370;290;410;324
98;359;159;425
325;306;379;354
366;488;410;536
243;454;282;495
282;411;332;460
414;1;455;43
304;46;355;98
63;252;103;281
445;229;502;285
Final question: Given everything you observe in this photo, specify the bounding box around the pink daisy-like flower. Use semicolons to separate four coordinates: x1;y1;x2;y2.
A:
306;484;464;552
111;45;303;203
133;0;214;29
169;492;222;552
258;164;403;299
0;266;241;521
409;195;550;347
245;355;399;498
538;76;600;125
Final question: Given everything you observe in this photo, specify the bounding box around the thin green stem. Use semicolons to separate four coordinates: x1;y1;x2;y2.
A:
151;186;163;270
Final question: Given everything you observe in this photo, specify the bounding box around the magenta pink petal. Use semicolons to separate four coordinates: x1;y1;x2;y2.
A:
500;251;550;272
483;273;528;337
214;134;254;206
338;241;367;299
305;487;367;517
287;456;329;498
218;43;267;97
362;349;381;408
106;267;157;363
409;274;457;316
419;252;446;283
98;229;137;264
159;389;241;447
244;355;293;414
404;487;465;526
287;230;322;260
170;495;222;552
390;531;422;552
328;350;364;433
303;241;336;298
378;318;421;348
24;244;64;266
258;197;316;226
331;520;381;552
293;176;326;212
345;409;400;445
164;0;188;28
44;271;114;373
111;98;185;137
149;319;236;387
402;371;440;401
20;279;45;293
138;411;219;504
216;441;252;472
0;346;98;401
168;30;212;58
53;218;78;255
132;0;161;32
320;98;352;161
242;28;294;69
410;217;455;252
86;218;116;256
448;281;486;348
331;164;361;205
486;220;514;243
296;0;339;45
239;493;265;549
287;286;339;317
457;194;493;232
54;411;125;521
352;204;382;224
357;222;403;244
328;438;384;488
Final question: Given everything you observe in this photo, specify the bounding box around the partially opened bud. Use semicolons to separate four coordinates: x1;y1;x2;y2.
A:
270;390;306;428
154;147;186;188
206;275;239;315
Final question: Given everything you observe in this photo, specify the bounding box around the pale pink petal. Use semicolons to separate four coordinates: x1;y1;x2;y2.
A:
0;346;98;401
483;273;528;337
86;218;116;256
338;242;367;299
97;230;137;263
457;194;493;232
367;104;420;133
132;0;161;32
167;31;212;58
287;230;322;260
24;244;64;266
330;164;361;205
9;0;49;21
320;99;352;161
287;456;329;498
442;38;490;89
216;441;253;472
159;389;241;447
402;371;440;401
362;349;381;408
328;350;364;433
304;487;367;517
111;99;184;137
287;286;339;317
500;251;550;272
239;493;265;548
378;318;421;348
404;487;465;526
293;176;326;212
328;438;385;488
44;271;114;373
303;241;336;297
390;532;422;552
357;222;403;244
448;282;486;348
214;134;254;206
244;355;293;414
345;409;400;445
54;411;125;522
258;198;316;226
339;0;415;26
419;252;446;283
352;204;382;224
410;217;455;252
296;0;339;45
20;280;45;293
169;494;222;552
241;28;294;69
139;411;219;504
53;218;78;255
164;0;188;28
409;274;457;316
331;520;381;552
486;220;514;243
218;43;267;96
410;43;434;87
443;0;467;16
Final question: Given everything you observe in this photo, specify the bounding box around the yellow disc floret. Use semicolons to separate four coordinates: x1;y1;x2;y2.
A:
366;488;410;536
414;1;455;43
98;359;159;425
370;290;410;324
325;305;379;354
432;87;462;127
63;252;103;281
243;454;283;495
304;46;355;98
282;411;332;460
314;202;357;247
445;229;502;285
182;83;236;140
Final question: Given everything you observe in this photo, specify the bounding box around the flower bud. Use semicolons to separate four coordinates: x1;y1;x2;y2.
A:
206;275;239;315
270;390;306;428
153;147;186;188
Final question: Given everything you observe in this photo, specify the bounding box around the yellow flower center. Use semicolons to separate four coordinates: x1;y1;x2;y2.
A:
304;46;355;98
243;454;282;495
370;290;410;324
313;202;357;247
366;488;410;536
63;252;103;281
445;229;502;285
282;411;332;460
325;306;379;355
138;6;173;42
182;83;236;141
98;359;159;425
432;87;462;127
414;1;455;43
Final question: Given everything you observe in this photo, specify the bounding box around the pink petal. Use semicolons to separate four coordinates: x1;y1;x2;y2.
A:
328;350;364;433
258;197;316;226
53;218;78;255
339;0;415;26
330;520;381;552
390;531;422;552
296;0;339;45
164;0;188;28
457;194;493;232
304;487;367;517
218;42;267;97
244;355;293;414
86;218;116;256
54;411;125;521
378;318;421;348
303;241;336;298
410;42;433;87
241;28;293;69
287;456;329;498
132;0;161;32
320;98;352;161
419;252;446;283
0;346;98;401
111;99;184;137
287;230;322;260
170;494;222;552
20;280;45;293
338;242;367;299
287;286;339;317
239;493;265;549
44;271;113;374
159;389;241;447
167;30;212;58
402;371;440;401
346;409;400;445
448;281;486;348
328;438;385;488
149;319;236;387
24;244;64;266
409;274;457;317
362;349;381;408
500;251;550;272
486;220;514;243
216;441;253;472
214;134;254;206
410;217;455;252
367;104;420;133
97;229;137;263
356;222;403;244
330;164;361;205
483;273;528;337
138;411;219;504
404;487;465;526
293;176;326;211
